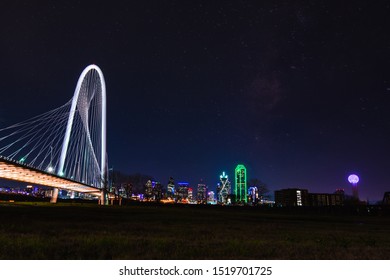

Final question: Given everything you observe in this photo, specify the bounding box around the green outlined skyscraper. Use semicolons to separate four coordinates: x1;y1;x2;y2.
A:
235;164;247;203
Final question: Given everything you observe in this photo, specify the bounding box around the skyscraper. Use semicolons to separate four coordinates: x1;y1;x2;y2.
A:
207;191;216;204
248;186;259;205
217;171;231;204
235;164;247;203
188;188;193;202
177;182;189;202
152;181;163;201
167;177;175;199
144;180;153;200
197;183;208;204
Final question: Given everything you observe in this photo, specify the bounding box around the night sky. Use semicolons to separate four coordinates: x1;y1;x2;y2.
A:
1;1;389;201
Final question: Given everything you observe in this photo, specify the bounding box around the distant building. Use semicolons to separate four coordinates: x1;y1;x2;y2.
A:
167;177;175;199
188;188;193;202
152;181;163;201
207;191;216;204
217;171;231;204
348;175;360;201
235;164;247;203
177;182;189;202
120;183;133;198
197;183;208;204
383;192;390;205
144;180;153;200
308;193;344;206
275;188;309;207
248;186;259;205
275;188;344;207
335;188;345;196
45;189;54;198
352;185;359;201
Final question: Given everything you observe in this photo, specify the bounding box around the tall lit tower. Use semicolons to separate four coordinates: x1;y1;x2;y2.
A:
217;171;231;204
235;164;247;203
348;174;359;201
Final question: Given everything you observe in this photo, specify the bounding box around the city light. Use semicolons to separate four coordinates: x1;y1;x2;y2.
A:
296;190;302;206
348;174;359;184
220;171;228;179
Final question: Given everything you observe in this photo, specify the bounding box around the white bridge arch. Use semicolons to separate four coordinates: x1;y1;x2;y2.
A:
0;64;108;204
52;64;107;203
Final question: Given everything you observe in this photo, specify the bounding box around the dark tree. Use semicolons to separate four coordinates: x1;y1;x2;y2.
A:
248;178;269;198
123;183;133;198
109;170;154;197
127;173;154;194
110;170;129;197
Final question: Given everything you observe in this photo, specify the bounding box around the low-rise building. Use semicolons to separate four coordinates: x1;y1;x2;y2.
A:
274;188;309;207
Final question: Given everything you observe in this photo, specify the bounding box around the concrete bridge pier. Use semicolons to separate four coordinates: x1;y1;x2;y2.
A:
50;188;59;203
99;189;106;205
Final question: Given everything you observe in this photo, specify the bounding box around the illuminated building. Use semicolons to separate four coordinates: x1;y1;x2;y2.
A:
177;182;189;202
217;171;231;204
248;186;259;205
120;183;133;198
152;181;163;201
197;183;208;204
274;188;309;207
275;188;344;207
26;185;33;195
235;164;247;203
188;187;193;202
167;177;175;199
144;180;153;200
207;191;216;204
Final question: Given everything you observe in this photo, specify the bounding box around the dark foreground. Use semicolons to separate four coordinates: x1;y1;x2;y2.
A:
0;201;390;259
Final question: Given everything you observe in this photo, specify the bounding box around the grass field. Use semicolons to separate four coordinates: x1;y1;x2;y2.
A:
0;201;389;259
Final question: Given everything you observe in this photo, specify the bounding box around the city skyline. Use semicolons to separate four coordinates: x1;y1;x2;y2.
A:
1;2;389;202
0;165;374;203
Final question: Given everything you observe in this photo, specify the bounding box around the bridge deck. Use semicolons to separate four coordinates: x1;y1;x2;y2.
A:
0;156;101;195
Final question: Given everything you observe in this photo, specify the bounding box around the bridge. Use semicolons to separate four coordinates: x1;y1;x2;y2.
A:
0;65;108;204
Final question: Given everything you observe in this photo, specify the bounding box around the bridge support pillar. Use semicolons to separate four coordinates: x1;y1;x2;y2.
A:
50;188;59;203
99;189;106;205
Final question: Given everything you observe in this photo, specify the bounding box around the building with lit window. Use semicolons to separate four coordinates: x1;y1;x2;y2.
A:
152;181;163;201
177;182;189;202
188;188;193;202
144;180;153;200
275;188;344;207
197;183;208;204
308;193;344;206
235;164;247;203
207;191;216;204
217;171;231;204
166;177;175;199
248;186;259;205
275;188;309;207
